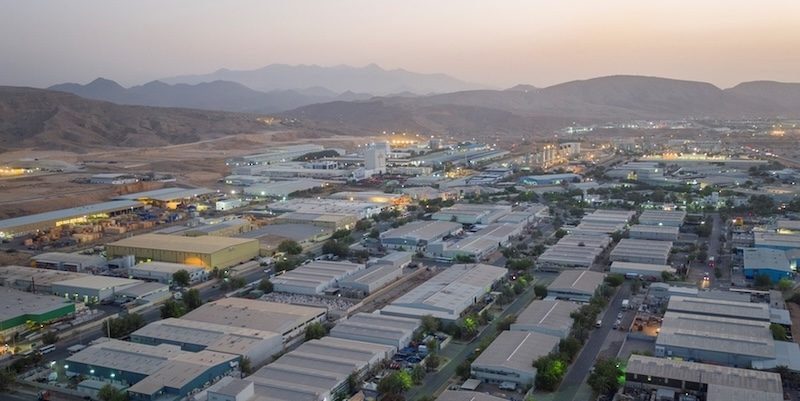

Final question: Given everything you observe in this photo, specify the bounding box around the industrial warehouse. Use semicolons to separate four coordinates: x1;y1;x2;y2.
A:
381;263;506;320
609;238;673;265
271;260;365;295
213;336;394;401
180;298;327;340
0;286;76;341
609;261;675;278
130;318;283;366
510;299;582;339
426;223;524;261
537;243;605;270
470;330;561;389
338;264;403;297
379;220;463;250
105;233;260;269
0;200;144;238
329;312;420;349
431;204;512;225
546;270;606;302
628;224;680;241
127;261;208;285
66;339;238;401
637;210;687;227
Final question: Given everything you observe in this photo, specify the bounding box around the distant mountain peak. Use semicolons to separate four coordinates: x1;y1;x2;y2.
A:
506;84;538;92
87;77;125;89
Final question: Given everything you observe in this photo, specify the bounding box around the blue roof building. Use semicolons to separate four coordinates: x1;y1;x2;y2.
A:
743;248;794;283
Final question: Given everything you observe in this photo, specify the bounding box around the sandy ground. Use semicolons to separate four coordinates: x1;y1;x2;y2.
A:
0;130;375;216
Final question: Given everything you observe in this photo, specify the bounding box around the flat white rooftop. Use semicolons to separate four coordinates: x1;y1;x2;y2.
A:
472;330;560;374
181;298;326;336
666;295;770;321
547;270;605;295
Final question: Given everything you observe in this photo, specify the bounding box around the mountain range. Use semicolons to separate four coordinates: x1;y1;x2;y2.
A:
49;78;371;113
159;63;484;94
0;86;268;152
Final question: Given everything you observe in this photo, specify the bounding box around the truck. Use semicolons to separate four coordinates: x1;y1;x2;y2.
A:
621;299;630;310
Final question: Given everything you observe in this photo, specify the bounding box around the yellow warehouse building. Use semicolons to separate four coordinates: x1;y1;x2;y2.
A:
106;234;260;270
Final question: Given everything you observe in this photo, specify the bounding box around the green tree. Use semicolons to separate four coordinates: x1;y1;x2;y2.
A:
378;371;413;395
410;364;426;384
0;367;16;391
160;299;186;319
239;356;253;374
277;240;303;255
305;322;326;341
42;331;59;345
103;313;145;338
604;274;624;287
331;229;353;241
534;284;548;298
355;219;372;231
587;358;623;396
754;274;773;289
554;229;567;239
778;278;794;292
424;353;441;371
455;254;476;263
183;288;202;311
172;269;190;287
533;354;566;391
97;383;128;401
322;240;350;258
771;323;789;341
559;337;582;362
368;228;380;239
455;360;471;380
258;279;274;293
420;315;440;334
508;258;533;271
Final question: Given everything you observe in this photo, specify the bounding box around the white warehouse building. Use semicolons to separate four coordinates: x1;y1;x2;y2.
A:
610;238;673;265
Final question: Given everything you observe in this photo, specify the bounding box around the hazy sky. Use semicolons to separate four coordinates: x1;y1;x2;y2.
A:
2;0;799;89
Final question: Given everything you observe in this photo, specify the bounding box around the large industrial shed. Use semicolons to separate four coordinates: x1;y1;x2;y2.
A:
106;233;260;270
51;275;142;304
743;248;794;283
628;224;680;241
0;200;144;238
556;233;612;249
381;263;506;321
537;243;604;270
329;312;420;349
181;298;326;340
66;339;237;401
32;252;107;272
0;265;86;293
338;264;402;296
244;336;394;401
380;220;463;250
0;287;76;341
610;238;673;265
666;296;770;322
547;270;605;302
471;330;560;389
127;261;208;285
271;260;365;295
655;311;775;368
638;210;687;227
610;261;675;278
581;209;636;224
130;317;283;366
510;300;581;339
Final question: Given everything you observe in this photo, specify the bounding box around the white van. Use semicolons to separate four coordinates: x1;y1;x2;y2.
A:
595;320;602;328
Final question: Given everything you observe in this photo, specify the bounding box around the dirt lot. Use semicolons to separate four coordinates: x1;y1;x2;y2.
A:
0;130;374;216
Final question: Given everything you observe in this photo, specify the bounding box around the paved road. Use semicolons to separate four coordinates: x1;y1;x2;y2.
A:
553;283;629;401
406;274;555;401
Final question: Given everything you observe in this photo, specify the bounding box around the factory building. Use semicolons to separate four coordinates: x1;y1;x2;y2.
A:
32;252;108;272
268;198;386;220
581;209;636;225
610;238;673;265
609;261;675;279
271;260;365;295
743;248;795;283
426;223;523;261
370;251;414;269
537;244;604;270
380;221;463;250
51;276;144;304
555;233;612;249
571;221;626;235
754;232;800;251
381;264;506;321
0;200;144;238
0;286;76;342
113;187;214;208
546;270;605;303
329;313;420;349
432;204;512;225
66;339;237;401
89;173;139;185
436;391;507;401
666;296;770;322
202;337;393;401
471;330;561;389
181;298;326;341
106;234;260;270
510;300;581;339
234;144;326;165
242;179;327;198
127;262;208;285
638;210;687;227
518;173;581;186
274;212;358;230
655;311;775;368
625;355;783;401
130;318;283;366
238;223;332;252
628;224;680;241
0;265;87;294
338;264;402;297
